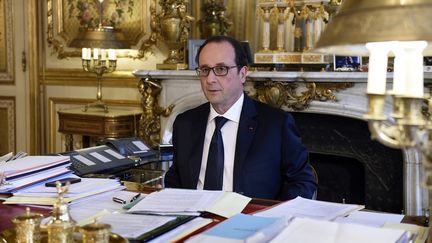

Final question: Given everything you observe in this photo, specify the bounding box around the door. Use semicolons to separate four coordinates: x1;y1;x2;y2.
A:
0;0;33;155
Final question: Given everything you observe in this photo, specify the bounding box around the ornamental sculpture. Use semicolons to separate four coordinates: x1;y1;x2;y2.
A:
138;77;174;148
254;81;353;110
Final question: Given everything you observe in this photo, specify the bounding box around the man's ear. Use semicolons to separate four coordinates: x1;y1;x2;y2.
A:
240;66;248;83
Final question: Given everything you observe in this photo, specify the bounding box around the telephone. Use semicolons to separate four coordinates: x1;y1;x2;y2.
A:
98;137;158;159
69;138;159;176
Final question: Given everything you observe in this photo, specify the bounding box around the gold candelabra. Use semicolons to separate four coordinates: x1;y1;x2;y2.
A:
314;0;432;231
81;47;117;113
69;0;130;112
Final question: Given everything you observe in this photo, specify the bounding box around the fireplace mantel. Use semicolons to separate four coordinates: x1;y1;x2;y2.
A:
133;69;429;216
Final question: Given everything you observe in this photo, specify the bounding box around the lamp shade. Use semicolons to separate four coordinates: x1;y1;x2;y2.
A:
314;0;432;56
69;26;130;49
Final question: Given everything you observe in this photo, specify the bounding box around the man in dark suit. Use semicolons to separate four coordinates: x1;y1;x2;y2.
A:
164;35;316;200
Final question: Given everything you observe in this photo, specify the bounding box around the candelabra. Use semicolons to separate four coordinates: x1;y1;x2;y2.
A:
68;0;129;112
314;0;432;226
81;47;117;113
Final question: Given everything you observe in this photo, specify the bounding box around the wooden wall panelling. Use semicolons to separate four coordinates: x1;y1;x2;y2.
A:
0;97;15;154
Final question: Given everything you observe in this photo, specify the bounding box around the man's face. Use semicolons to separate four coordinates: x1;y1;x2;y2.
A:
198;41;247;114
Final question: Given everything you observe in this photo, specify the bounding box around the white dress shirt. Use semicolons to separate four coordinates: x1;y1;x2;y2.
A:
197;93;244;191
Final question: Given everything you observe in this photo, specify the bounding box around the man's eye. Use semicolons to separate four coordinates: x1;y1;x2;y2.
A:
201;68;210;73
214;67;226;73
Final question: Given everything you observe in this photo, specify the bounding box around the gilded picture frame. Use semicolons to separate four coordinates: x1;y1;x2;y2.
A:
46;0;152;59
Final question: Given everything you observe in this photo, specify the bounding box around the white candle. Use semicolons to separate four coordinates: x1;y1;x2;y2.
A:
93;48;99;59
365;42;390;95
392;41;427;97
404;41;427;98
87;48;92;60
392;46;407;96
101;49;107;60
108;49;116;60
82;48;87;59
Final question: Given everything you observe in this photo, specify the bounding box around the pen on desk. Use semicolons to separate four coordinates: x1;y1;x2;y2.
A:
141;175;164;185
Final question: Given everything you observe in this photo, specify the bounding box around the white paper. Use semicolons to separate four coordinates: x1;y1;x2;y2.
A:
334;211;404;228
0;152;13;162
100;213;175;239
148;217;213;243
15;177;122;196
270;217;407;243
1;156;70;178
0;166;72;193
254;196;364;221
128;188;225;215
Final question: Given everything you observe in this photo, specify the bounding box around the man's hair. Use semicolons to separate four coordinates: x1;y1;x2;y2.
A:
195;35;248;71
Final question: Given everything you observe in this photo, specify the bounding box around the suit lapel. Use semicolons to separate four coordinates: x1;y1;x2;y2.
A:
233;95;257;190
187;104;210;187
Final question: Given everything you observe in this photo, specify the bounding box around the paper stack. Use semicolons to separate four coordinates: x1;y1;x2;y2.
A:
127;188;251;218
3;177;124;206
186;197;418;243
0;155;72;194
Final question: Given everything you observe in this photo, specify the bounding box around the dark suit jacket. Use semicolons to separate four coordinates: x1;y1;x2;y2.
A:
164;94;317;200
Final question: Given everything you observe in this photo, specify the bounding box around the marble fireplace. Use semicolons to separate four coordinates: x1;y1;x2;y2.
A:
134;70;428;216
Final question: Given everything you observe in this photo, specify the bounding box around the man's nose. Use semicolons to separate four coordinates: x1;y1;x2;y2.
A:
206;70;218;82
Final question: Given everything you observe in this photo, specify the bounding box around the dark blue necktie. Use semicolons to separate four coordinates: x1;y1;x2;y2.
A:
204;116;228;190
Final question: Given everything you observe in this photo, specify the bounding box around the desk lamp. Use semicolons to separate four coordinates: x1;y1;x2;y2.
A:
69;0;130;113
314;0;432;231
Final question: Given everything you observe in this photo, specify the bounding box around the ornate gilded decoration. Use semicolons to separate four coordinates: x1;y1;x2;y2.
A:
254;81;353;110
46;182;76;242
138;0;159;59
156;0;194;69
198;0;232;38
138;77;174;148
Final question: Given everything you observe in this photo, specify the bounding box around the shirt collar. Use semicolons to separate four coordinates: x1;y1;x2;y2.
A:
209;93;244;123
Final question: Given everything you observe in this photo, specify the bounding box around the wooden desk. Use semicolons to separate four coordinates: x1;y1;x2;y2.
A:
58;107;142;151
0;199;428;241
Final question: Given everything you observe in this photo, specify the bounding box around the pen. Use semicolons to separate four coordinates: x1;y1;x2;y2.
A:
141;175;164;185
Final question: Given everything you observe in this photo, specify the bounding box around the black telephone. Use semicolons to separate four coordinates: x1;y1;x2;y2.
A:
99;137;158;159
69;138;159;176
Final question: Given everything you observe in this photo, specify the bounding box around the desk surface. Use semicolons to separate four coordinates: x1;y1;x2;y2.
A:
0;198;428;241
